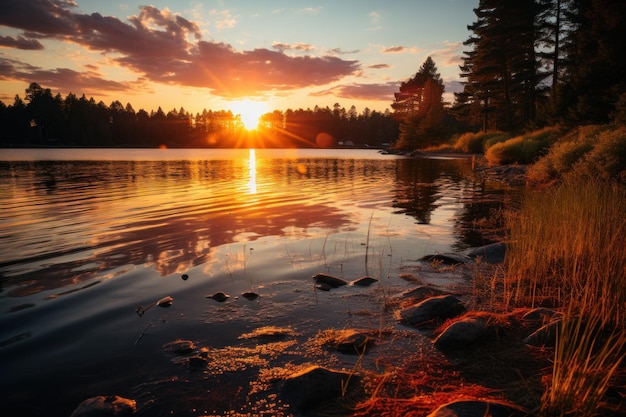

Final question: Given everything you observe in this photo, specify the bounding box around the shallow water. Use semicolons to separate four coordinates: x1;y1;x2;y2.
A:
0;148;511;416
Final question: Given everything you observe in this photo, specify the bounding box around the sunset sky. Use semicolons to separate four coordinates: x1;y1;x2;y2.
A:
0;0;477;116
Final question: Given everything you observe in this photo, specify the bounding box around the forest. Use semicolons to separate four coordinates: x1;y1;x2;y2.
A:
0;0;624;149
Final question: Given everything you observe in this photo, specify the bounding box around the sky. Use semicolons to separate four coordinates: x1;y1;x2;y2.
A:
0;0;478;116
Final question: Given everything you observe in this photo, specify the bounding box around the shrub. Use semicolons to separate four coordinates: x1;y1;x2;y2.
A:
453;131;512;154
485;127;560;166
567;126;626;184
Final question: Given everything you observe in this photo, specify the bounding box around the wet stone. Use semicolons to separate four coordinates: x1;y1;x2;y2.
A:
279;365;360;411
399;295;466;327
426;399;526;417
163;339;196;354
207;292;230;302
434;316;489;350
400;285;449;301
69;395;136;417
350;276;379;287
312;273;349;288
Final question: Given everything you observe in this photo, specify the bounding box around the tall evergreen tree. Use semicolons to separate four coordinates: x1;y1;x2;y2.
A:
455;0;540;131
392;57;446;149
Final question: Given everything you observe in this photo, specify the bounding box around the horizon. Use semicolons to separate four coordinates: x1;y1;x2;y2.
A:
0;0;476;117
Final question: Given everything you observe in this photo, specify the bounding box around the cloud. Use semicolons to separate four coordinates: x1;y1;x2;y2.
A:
310;82;398;101
272;42;315;53
382;45;422;54
0;1;359;98
0;35;44;50
0;56;142;95
367;63;390;69
429;41;463;66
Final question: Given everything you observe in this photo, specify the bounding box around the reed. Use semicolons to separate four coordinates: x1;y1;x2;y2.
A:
505;181;626;415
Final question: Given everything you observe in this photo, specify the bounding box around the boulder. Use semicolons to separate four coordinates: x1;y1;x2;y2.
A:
434;316;489;350
70;395;136;417
523;319;562;347
279;366;359;411
464;242;507;264
399;295;466;326
426;399;526;417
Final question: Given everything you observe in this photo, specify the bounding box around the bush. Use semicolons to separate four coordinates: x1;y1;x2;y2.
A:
453;131;512;153
567;127;626;183
528;125;626;184
485;127;560;166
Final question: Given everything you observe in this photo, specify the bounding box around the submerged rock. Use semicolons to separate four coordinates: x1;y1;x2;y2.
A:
163;339;196;354
399;295;465;326
350;276;378;287
241;291;259;300
420;253;471;265
426;399;526;417
313;273;349;288
207;292;230;302
330;330;372;354
400;285;449;301
434;316;489;350
464;242;507;264
70;395;136;417
279;365;360;411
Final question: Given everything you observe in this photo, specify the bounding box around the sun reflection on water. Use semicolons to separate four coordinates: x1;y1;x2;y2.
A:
248;148;257;194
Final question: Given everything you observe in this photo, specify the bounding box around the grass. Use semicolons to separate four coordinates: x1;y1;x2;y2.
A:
505;181;626;416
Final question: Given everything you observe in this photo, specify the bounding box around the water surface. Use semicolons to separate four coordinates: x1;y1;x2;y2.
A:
0;148;509;416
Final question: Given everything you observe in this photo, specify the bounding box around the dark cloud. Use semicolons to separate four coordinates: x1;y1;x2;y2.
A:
0;1;360;98
0;57;142;95
310;82;398;101
0;35;44;50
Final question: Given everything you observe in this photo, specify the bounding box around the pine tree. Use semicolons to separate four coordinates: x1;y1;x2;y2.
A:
392;57;445;149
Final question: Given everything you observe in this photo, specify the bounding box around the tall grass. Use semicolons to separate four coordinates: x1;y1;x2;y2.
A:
505;182;626;416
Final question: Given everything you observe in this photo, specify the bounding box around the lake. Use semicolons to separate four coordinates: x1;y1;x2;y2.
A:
0;148;511;416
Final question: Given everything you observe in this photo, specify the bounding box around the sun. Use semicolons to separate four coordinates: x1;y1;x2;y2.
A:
230;99;267;130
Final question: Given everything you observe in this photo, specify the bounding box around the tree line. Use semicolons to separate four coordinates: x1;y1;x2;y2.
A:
390;0;625;149
0;83;398;148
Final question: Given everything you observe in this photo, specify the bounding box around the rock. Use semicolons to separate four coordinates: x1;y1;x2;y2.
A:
399;295;466;326
313;273;349;288
350;276;378;287
524;319;562;347
241;291;259;300
464;242;507;264
420;253;471;265
70;395;136;417
187;355;207;367
401;285;449;301
426;399;526;417
163;339;195;354
434;316;489;350
332;331;372;354
207;292;230;302
315;283;333;291
522;307;559;322
279;366;359;411
181;274;189;280
156;296;173;307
